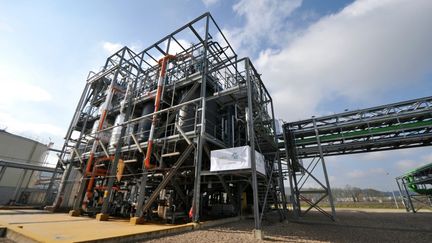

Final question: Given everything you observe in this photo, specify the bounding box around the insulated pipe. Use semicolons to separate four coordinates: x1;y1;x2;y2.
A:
84;82;116;203
144;55;175;169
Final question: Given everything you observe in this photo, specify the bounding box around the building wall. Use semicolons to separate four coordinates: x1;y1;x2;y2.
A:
0;130;50;204
0;130;48;164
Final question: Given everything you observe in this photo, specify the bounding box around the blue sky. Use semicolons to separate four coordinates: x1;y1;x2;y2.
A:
1;0;432;191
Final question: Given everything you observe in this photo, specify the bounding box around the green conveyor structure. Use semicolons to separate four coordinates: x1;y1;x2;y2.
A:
403;163;432;195
280;96;432;216
281;96;432;162
296;119;432;146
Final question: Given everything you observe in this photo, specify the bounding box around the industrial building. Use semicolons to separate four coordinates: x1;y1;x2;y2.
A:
43;13;286;235
0;130;55;206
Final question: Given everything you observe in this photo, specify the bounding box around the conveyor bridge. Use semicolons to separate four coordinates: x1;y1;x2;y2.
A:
280;96;432;219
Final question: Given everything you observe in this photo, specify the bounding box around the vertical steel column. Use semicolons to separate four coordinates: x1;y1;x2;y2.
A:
192;14;209;222
282;127;299;218
395;177;410;212
246;59;261;234
401;178;416;212
46;82;91;207
134;172;148;218
12;169;27;203
22;170;35;195
130;52;148;220
269;96;287;219
100;68;135;217
312;117;336;219
13;141;38;203
275;152;288;218
0;165;6;182
72;52;125;214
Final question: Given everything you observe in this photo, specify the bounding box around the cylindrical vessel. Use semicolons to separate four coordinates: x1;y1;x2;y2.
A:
91;120;111;144
137;102;154;141
109;113;125;148
178;88;199;132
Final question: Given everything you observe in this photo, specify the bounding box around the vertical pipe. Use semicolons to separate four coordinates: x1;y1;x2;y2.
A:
144;54;175;169
84;83;116;203
245;59;261;233
70;51;126;215
101;70;137;216
313;118;336;219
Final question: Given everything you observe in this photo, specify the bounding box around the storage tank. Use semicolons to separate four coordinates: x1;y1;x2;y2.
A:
178;88;200;132
137;102;154;141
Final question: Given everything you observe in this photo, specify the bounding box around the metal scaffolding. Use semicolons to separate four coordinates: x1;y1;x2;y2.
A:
281;96;432;219
47;12;286;236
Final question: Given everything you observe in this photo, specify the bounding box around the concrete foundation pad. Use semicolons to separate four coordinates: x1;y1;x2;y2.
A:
68;209;81;217
95;213;109;221
0;209;195;242
0;209;244;242
129;216;145;225
253;229;264;240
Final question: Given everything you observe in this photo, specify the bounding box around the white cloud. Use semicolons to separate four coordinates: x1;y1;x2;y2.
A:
202;0;219;7
227;0;432;120
0;72;52;105
224;0;302;55
0;112;64;138
396;156;431;172
168;39;191;55
102;41;145;55
102;41;124;54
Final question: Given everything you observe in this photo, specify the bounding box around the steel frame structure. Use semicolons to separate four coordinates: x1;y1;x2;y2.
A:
396;163;432;213
0;159;58;206
46;13;286;235
282;96;432;219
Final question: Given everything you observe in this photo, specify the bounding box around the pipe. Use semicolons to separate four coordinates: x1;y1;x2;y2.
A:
83;82;116;205
144;55;176;169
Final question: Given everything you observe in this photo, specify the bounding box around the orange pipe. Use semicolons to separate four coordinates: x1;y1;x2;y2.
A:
84;87;115;203
144;55;175;169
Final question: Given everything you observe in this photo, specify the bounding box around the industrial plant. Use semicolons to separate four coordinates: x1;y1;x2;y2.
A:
0;12;431;243
46;12;286;234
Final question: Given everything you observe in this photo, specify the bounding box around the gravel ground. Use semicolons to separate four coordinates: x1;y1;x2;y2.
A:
146;209;432;243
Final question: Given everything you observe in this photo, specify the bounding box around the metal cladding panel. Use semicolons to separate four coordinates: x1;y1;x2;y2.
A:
0;131;48;164
210;145;266;175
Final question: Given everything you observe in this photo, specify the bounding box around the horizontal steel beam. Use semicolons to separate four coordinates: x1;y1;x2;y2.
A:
0;160;55;173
